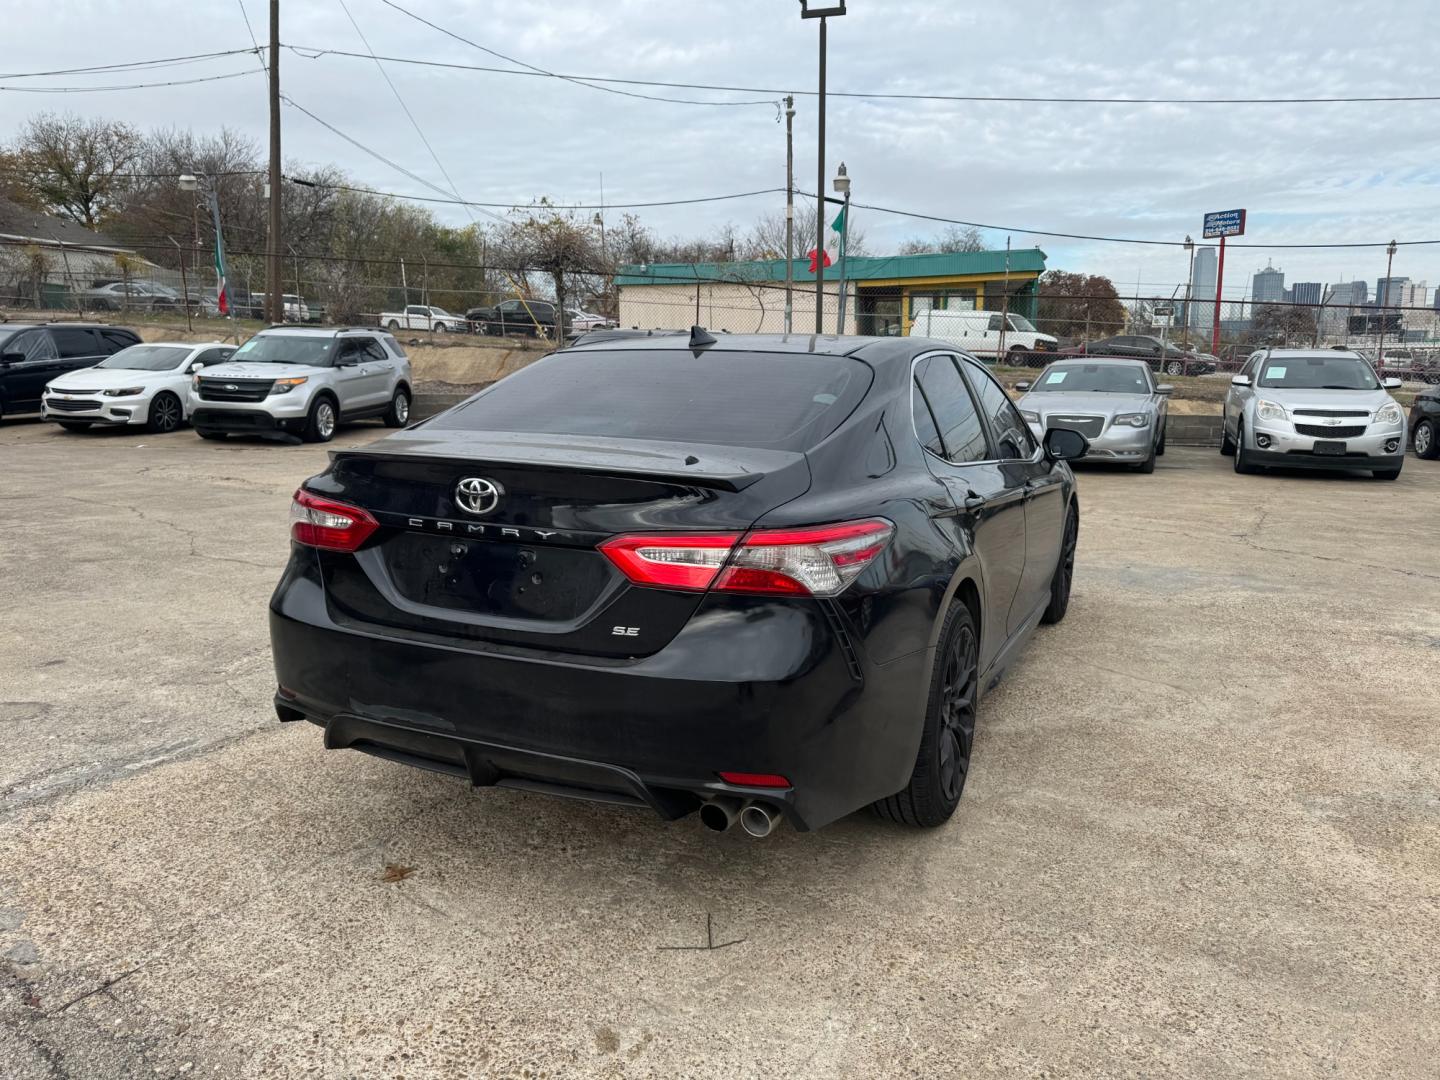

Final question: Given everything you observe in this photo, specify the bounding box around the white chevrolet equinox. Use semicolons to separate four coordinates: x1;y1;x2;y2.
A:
189;327;412;442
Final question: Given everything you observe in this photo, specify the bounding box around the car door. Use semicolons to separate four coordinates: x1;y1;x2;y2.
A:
360;337;397;401
50;327;108;376
1;329;63;411
405;304;427;330
330;338;373;413
961;358;1063;631
911;352;1029;658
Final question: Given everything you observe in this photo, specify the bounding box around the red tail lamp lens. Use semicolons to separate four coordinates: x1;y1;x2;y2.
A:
289;488;379;552
598;533;740;591
719;772;792;788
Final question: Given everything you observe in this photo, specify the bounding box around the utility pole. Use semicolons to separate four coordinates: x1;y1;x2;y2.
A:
266;0;283;326
815;14;827;333
784;95;795;334
800;3;845;333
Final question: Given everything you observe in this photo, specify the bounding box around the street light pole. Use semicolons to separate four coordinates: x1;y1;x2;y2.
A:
1183;235;1195;344
833;162;851;334
1376;239;1397;366
267;0;283;326
800;2;845;334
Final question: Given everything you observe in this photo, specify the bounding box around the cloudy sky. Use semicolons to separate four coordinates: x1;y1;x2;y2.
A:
7;0;1440;301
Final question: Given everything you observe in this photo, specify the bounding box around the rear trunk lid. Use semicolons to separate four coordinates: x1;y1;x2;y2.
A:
308;431;812;657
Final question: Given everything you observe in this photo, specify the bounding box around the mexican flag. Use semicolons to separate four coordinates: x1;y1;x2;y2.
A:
807;206;846;273
206;193;230;316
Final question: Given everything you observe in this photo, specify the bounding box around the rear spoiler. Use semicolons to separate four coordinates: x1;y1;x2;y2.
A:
331;430;804;493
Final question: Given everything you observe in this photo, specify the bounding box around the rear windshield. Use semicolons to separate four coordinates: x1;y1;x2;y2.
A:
432;348;870;451
1257;356;1378;390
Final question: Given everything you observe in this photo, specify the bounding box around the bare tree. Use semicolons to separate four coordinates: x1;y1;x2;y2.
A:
494;200;603;338
896;225;986;255
6;113;143;228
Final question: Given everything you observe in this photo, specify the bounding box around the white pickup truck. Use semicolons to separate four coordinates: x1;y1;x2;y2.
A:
381;304;469;334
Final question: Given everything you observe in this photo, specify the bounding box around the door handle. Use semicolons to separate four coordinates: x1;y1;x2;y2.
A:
963;490;986;511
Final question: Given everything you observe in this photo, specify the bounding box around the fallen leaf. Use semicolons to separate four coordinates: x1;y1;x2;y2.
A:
380;863;417;883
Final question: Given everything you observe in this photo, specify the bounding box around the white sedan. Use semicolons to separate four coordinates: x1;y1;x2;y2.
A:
42;341;236;434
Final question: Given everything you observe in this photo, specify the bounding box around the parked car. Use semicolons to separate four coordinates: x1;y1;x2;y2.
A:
909;308;1058;361
42;341;235;433
1064;335;1216;376
0;323;141;421
79;281;173;312
1014;358;1171;473
566;308;614;333
1408;384;1440;459
1222;348;1406;480
189;326;410;443
281;294;310;323
382;304;469;334
269;331;1089;835
465;298;558;337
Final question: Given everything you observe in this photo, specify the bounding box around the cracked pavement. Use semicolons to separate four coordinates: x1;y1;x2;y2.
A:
1;417;1437;1078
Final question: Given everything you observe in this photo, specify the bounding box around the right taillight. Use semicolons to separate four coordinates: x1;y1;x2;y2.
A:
599;518;893;598
289;488;379;552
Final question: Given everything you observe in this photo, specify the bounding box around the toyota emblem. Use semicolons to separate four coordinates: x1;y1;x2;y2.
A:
455;476;504;516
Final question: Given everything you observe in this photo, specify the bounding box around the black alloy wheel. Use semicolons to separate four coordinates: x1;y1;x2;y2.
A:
936;621;979;806
147;392;182;434
872;603;979;827
1042;504;1077;625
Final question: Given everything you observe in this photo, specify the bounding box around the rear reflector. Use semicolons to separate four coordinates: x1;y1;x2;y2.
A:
600;518;893;598
289;488;379;552
718;772;792;788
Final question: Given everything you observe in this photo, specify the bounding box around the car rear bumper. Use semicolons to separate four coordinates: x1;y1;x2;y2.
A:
269;550;930;831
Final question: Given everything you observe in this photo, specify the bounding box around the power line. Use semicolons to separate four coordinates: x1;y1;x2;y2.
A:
288;180;790;211
372;0;777;108
797;191;1440;251
0;48;261;80
286;44;1440;106
0;70;260;94
233;0;270;77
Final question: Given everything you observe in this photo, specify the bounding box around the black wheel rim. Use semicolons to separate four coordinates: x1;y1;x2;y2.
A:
938;622;978;803
1056;511;1077;603
154;396;179;431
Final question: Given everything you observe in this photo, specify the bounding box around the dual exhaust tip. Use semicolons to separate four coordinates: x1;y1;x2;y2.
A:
699;796;782;838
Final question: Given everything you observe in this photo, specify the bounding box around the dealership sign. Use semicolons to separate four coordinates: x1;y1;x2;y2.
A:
1203;209;1247;239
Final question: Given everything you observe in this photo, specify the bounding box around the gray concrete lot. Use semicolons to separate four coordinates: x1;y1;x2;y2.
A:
1;416;1437;1079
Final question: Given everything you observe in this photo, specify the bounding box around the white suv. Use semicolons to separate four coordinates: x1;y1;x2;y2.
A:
189;327;412;443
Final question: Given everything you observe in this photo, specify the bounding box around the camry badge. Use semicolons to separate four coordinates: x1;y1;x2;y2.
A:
455;476;504;516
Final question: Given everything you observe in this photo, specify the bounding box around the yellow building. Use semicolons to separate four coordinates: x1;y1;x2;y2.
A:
615;248;1046;335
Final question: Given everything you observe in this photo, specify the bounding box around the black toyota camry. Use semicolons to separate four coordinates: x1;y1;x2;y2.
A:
270;330;1086;835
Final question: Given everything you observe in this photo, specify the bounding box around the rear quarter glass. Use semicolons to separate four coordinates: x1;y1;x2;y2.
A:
427;348;873;452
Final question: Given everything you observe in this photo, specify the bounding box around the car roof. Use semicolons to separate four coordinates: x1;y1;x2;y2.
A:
143;341;233;350
0;321;131;330
253;326;379;337
563;331;915;363
1261;348;1365;360
1049;356;1151;368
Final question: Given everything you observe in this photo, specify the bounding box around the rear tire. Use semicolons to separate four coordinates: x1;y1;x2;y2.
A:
57;421;92;432
1041;503;1078;625
386;320;400;332
1165;360;1184;376
1414;419;1438;459
1134;446;1156;473
871;602;978;828
196;429;227;441
383;386;410;428
1156;425;1167;456
302;396;338;443
433;323;447;334
146;391;182;434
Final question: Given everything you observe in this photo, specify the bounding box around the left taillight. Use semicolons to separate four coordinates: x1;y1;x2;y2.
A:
288;488;379;552
599;518;893;598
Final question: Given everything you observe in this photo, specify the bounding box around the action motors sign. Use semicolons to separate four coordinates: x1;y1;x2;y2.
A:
1203;209;1247;239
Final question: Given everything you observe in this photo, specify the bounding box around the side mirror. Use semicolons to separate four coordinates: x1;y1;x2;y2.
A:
189;361;204;373
1382;377;1402;389
1231;374;1252;387
1014;381;1031;392
0;350;24;366
1043;427;1088;462
1156;384;1175;395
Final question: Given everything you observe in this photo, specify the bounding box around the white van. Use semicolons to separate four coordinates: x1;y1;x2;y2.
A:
909;308;1058;359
